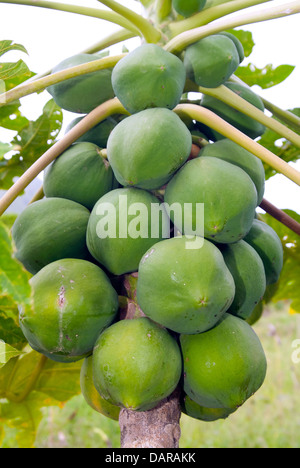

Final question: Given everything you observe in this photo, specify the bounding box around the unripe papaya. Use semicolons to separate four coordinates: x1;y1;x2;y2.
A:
137;236;235;334
65;116;119;148
19;259;119;363
180;313;267;410
12;198;90;275
217;32;245;62
43;142;117;210
107;108;192;190
47;54;114;114
244;219;284;285
201;81;266;139
111;44;186;114
80;355;120;420
164;156;257;244
198;138;265;204
87;187;170;276
220;240;266;320
181;394;236;422
184;34;241;88
246;301;264;326
173;0;207;17
92;317;182;411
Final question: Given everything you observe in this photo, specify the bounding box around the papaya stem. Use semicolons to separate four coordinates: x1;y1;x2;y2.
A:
96;0;161;43
0;54;126;106
28;185;44;204
6;354;48;404
168;0;273;36
198;85;300;148
164;0;300;53
155;0;173;22
174;103;300;187
0;0;140;34
259;199;300;236
230;74;300;133
0;99;128;216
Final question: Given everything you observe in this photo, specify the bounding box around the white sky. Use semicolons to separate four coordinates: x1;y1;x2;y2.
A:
0;0;299;213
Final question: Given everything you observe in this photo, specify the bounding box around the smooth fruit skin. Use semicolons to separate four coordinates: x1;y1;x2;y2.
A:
220;240;266;320
12;198;90;275
244;219;284;285
181;394;236;422
47;54;114;114
164;156;257;244
80;355;120;420
201;81;266;140
198;138;265;205
137;236;235;334
19;259;119;363
184;35;240;88
173;0;207;17
43;142;117;210
180;313;267;410
65;116;119;148
107;108;192;190
111;44;186;114
87;187;170;276
92;317;182;411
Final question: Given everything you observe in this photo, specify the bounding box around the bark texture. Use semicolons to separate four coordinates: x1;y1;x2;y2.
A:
119;387;182;448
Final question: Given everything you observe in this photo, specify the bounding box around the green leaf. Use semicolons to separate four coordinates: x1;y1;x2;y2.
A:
0;219;32;347
226;29;255;58
0;99;63;189
0;340;23;368
257;108;300;180
235;63;295;89
260;210;300;313
0;40;28;58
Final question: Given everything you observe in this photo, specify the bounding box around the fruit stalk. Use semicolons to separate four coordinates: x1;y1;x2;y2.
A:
174;103;300;187
0;0;141;33
0;54;126;107
168;0;273;36
199;85;300;148
0;98;128;216
259;199;300;236
165;0;300;53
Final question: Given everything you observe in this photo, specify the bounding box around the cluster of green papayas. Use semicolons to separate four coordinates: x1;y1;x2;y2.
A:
13;32;285;423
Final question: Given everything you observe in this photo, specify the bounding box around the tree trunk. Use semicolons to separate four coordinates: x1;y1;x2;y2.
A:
119;387;182;448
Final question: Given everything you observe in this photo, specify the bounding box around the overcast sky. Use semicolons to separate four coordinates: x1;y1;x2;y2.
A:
0;0;299;213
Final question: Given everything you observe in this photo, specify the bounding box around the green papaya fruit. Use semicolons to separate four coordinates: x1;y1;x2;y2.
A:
201;81;266;139
180;313;267;410
181;394;236;422
184;35;241;88
217;32;245;62
87;187;170;276
80;355;120;420
47;54;114;114
220;240;266;320
43;142;117;210
198;138;265;204
164;156;257;244
244;219;284;285
246;301;264;326
111;44;186;114
19;259;119;363
137;236;235;334
107;108;192;190
12;198;90;275
173;0;207;17
65;116;119;148
92;317;182;411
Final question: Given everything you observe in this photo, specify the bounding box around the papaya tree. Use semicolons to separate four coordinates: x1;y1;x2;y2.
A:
0;0;300;449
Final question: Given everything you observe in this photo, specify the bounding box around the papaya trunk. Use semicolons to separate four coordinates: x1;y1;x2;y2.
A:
118;273;182;449
119;388;182;448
